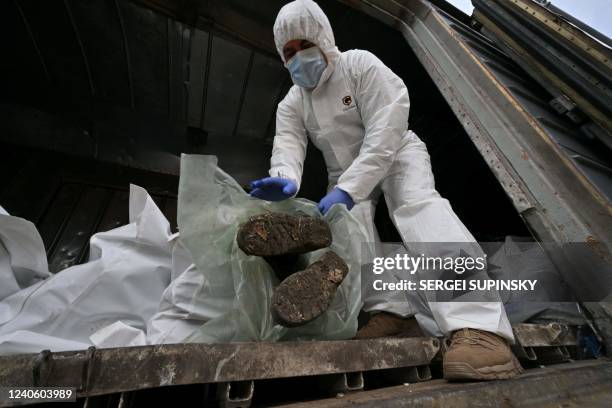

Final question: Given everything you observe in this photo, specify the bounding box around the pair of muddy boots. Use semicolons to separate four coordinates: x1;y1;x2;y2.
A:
237;212;348;327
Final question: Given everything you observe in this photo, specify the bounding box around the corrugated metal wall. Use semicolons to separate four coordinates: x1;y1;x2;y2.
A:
1;0;290;184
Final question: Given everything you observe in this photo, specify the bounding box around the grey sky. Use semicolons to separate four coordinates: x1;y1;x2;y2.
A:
446;0;612;38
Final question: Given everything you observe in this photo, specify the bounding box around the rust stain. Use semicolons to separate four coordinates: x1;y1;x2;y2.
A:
586;235;611;262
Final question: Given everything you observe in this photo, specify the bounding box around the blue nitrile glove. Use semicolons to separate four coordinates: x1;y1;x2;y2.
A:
318;188;354;214
249;177;297;201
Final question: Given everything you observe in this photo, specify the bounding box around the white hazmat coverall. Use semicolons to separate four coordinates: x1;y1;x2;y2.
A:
270;0;514;341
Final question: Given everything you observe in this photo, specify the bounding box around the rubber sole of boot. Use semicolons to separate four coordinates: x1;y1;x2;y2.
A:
443;354;524;381
237;212;331;257
271;251;348;327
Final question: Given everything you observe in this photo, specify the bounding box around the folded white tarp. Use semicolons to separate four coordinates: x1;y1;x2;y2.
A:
0;156;368;354
0;185;172;354
0;205;50;300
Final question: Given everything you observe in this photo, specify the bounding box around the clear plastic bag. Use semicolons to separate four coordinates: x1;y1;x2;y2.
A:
177;155;368;343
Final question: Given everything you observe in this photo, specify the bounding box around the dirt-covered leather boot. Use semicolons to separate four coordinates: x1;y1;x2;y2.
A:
237;212;331;256
271;251;348;327
354;312;424;339
443;328;524;381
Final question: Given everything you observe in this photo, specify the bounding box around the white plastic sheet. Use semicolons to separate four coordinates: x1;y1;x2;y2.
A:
0;157;368;353
149;154;368;343
0;205;50;300
486;237;585;325
90;321;147;348
0;185;172;354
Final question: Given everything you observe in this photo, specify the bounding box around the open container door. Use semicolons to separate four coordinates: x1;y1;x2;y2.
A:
338;0;612;349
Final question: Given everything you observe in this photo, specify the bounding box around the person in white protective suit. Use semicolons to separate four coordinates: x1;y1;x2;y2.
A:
249;0;523;380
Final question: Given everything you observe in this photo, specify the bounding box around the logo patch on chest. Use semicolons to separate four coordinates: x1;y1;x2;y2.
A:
342;95;352;106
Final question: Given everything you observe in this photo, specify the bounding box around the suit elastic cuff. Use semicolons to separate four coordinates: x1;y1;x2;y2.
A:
335;182;364;203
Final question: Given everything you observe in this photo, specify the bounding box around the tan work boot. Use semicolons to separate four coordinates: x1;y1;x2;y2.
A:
443;328;524;381
354;312;424;339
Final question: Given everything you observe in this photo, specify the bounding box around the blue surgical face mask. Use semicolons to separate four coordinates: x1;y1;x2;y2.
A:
286;46;327;89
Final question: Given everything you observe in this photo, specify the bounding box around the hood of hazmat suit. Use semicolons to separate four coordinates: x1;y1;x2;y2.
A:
274;0;341;89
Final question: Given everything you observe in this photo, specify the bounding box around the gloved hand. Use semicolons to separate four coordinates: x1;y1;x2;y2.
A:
249;177;297;201
318;188;354;214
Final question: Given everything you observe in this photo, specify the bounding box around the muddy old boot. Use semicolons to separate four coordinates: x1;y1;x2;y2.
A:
355;312;424;339
271;251;348;327
237;212;331;256
443;328;524;381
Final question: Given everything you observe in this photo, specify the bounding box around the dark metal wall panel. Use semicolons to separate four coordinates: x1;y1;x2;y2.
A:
163;197;178;232
0;154;61;223
16;0;92;101
186;29;209;128
168;20;190;122
0;0;49;99
472;0;612;143
37;183;84;255
535;119;611;170
0;145;28;197
119;1;169;114
439;11;612;204
223;0;286;29
67;0;131;105
264;80;293;144
1;0;301;179
0;104;95;157
47;186;111;272
236;53;287;140
96;189;130;233
202;36;251;139
0;143;180;272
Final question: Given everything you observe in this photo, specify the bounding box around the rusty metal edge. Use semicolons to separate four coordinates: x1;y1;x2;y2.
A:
273;359;612;407
338;0;612;249
0;338;440;399
472;1;612;137
513;322;577;347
